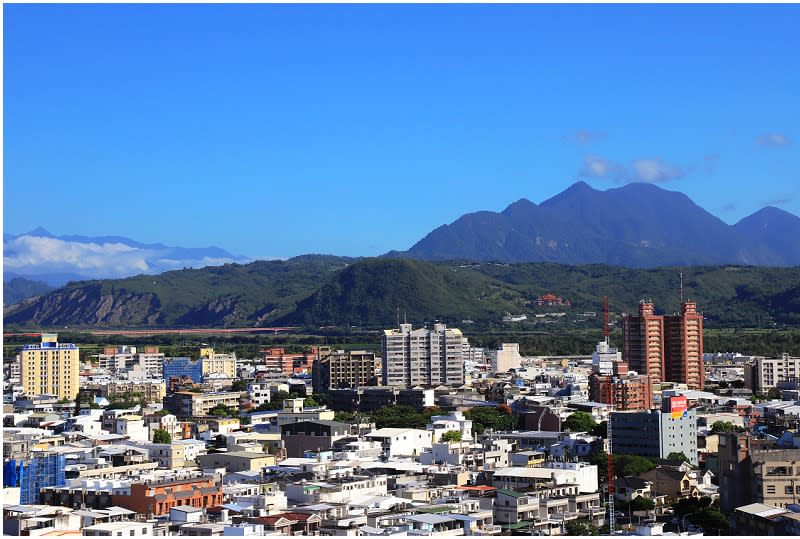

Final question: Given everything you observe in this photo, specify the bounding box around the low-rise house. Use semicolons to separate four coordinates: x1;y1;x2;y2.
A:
639;465;699;500
197;451;276;473
427;411;473;443
110;476;223;517
240;512;322;535
84;521;154;536
284;475;388;504
365;428;433;458
281;420;350;458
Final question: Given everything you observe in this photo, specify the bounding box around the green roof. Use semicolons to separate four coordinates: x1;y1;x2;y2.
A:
503;520;533;530
496;488;526;498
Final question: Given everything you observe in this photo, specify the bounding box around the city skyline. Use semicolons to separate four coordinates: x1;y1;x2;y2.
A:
4;4;799;260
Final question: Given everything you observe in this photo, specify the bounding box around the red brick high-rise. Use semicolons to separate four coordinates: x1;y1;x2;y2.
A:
622;300;704;390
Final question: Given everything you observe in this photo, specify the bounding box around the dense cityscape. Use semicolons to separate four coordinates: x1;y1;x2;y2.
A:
5;3;800;537
4;294;800;536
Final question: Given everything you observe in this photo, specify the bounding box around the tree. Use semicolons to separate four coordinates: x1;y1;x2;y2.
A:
590;420;607;438
152;429;172;444
564;518;599;536
372;405;430;429
666;452;691;463
465;405;517;434
710;421;744;434
303;396;319;407
629;496;655;511
440;430;463;443
563;411;598;433
616;454;657;477
231;379;249;392
270;391;292;406
209;404;236;417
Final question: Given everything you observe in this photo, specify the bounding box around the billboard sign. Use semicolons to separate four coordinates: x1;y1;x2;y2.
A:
670;395;688;419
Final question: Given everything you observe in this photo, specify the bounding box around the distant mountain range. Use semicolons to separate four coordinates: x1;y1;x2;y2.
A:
4;182;800;319
3;228;251;286
389;181;800;267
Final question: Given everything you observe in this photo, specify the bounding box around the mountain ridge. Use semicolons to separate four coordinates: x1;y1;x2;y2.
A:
399;181;798;266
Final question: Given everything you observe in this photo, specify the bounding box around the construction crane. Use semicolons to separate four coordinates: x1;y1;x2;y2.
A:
604;295;616;535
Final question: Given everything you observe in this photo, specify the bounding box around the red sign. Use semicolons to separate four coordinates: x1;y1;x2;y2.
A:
670;396;688;418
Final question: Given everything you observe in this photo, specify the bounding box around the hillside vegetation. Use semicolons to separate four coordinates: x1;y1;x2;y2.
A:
4;257;800;330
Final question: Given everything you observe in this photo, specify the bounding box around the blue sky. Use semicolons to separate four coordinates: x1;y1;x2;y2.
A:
4;3;799;260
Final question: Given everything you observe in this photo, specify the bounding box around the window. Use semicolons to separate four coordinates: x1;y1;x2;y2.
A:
767;485;776;494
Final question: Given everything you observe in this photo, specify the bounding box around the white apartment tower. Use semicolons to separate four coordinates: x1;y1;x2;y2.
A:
382;323;465;387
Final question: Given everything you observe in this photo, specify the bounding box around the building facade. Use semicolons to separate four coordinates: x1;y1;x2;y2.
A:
610;396;698;465
382;323;465;388
163;391;241;418
622;301;704;389
718;432;800;513
491;343;521;374
588;372;653;411
200;349;237;379
743;354;800;395
20;334;79;400
312;349;379;393
98;346;164;376
162;357;203;384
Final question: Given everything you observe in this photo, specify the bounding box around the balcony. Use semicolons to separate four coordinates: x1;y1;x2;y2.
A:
471;524;503;535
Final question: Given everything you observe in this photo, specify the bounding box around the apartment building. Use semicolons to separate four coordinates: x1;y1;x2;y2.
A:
162;357;202;383
20;334;79;400
743;354;800;395
610;395;698;465
98;346;164;376
491;343;521;374
200;348;236;379
87;379;166;404
589;371;653;411
163;391;241;418
719;432;800;512
382;323;465;388
312;348;379;393
622;301;704;389
262;347;315;376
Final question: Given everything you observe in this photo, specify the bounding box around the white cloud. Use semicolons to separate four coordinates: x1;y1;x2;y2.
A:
579;155;624;179
757;133;793;147
3;235;249;282
630;158;686;183
566;130;607;145
578;155;687;183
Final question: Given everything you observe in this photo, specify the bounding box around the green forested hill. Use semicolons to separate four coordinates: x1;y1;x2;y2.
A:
4;257;800;330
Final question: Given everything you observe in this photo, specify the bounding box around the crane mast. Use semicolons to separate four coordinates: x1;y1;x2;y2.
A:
604;295;615;534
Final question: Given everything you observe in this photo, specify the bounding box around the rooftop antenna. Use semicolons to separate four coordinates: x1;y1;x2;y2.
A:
396;305;400;327
603;296;610;345
680;269;684;305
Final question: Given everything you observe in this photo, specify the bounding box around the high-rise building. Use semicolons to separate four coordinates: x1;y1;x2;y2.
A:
622;301;704;390
382;323;465;388
20;334;79;400
312;348;379;393
589;369;652;411
610;395;698;465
